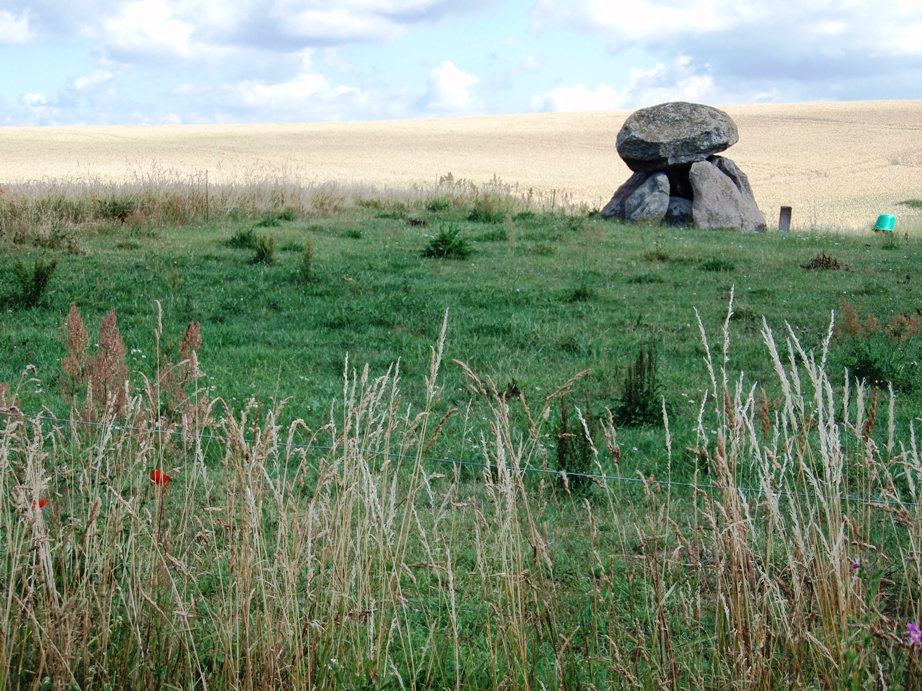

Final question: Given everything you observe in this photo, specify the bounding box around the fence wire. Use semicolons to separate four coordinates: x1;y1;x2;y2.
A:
0;408;914;509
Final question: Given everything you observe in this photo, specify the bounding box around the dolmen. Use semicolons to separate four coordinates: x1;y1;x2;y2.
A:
602;101;767;231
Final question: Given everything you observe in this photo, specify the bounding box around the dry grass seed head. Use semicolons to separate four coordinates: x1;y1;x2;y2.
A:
84;310;129;417
61;303;89;401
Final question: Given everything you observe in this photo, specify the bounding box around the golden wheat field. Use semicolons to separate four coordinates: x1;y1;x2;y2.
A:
2;100;921;231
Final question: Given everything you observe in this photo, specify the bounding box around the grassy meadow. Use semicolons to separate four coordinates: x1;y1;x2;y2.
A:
3;168;922;688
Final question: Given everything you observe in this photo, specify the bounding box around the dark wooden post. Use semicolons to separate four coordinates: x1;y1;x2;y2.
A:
779;206;792;233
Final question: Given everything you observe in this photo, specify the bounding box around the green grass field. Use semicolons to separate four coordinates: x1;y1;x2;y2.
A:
3;189;922;477
4;183;922;688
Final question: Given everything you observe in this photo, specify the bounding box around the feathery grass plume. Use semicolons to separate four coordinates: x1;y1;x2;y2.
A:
61;303;89;403
0;382;17;411
84;310;129;418
158;321;205;423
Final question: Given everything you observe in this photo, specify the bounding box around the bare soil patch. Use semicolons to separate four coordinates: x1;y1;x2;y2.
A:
2;100;920;231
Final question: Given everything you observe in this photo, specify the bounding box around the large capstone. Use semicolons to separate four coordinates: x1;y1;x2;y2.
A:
616;102;739;172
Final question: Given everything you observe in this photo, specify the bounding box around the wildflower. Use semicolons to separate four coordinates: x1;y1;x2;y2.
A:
906;622;922;646
851;559;861;570
31;499;48;509
150;468;171;489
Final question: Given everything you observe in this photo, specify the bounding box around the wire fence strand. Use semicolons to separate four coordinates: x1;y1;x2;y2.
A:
0;408;914;509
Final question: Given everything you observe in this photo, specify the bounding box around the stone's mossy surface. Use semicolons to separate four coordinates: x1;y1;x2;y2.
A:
624;172;670;224
616;101;739;172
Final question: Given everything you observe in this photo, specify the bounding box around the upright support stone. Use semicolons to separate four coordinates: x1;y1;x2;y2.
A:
779;206;792;233
601;171;650;219
689;161;766;232
624;172;670;224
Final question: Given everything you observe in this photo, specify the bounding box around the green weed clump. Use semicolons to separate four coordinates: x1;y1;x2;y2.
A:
225;227;256;249
254;215;281;228
613;342;663;427
422;224;472;259
700;257;735;272
835;297;921;391
299;236;315;282
467;195;507;224
252;233;277;264
96;196;137;222
9;255;58;309
555;397;596;496
425;196;453;213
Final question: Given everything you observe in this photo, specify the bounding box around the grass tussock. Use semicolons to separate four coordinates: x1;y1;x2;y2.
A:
4;301;922;688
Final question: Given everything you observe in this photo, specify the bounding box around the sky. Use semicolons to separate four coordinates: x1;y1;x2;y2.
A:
1;0;921;126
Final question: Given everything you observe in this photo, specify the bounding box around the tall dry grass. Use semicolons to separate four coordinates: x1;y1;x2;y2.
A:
3;303;922;688
0;168;580;246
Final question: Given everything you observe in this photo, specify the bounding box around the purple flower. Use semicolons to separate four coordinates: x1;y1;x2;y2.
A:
851;559;861;570
906;622;922;645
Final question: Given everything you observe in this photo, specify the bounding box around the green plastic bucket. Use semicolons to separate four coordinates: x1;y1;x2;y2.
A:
874;214;896;231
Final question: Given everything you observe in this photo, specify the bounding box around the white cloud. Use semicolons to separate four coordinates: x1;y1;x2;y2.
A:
220;69;372;120
532;56;717;113
272;5;406;42
262;0;487;44
103;0;196;58
491;54;542;89
72;70;116;91
0;9;34;45
20;92;60;124
322;48;353;73
419;60;481;114
531;84;623;112
22;93;48;107
532;0;922;86
532;0;755;44
623;57;717;107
